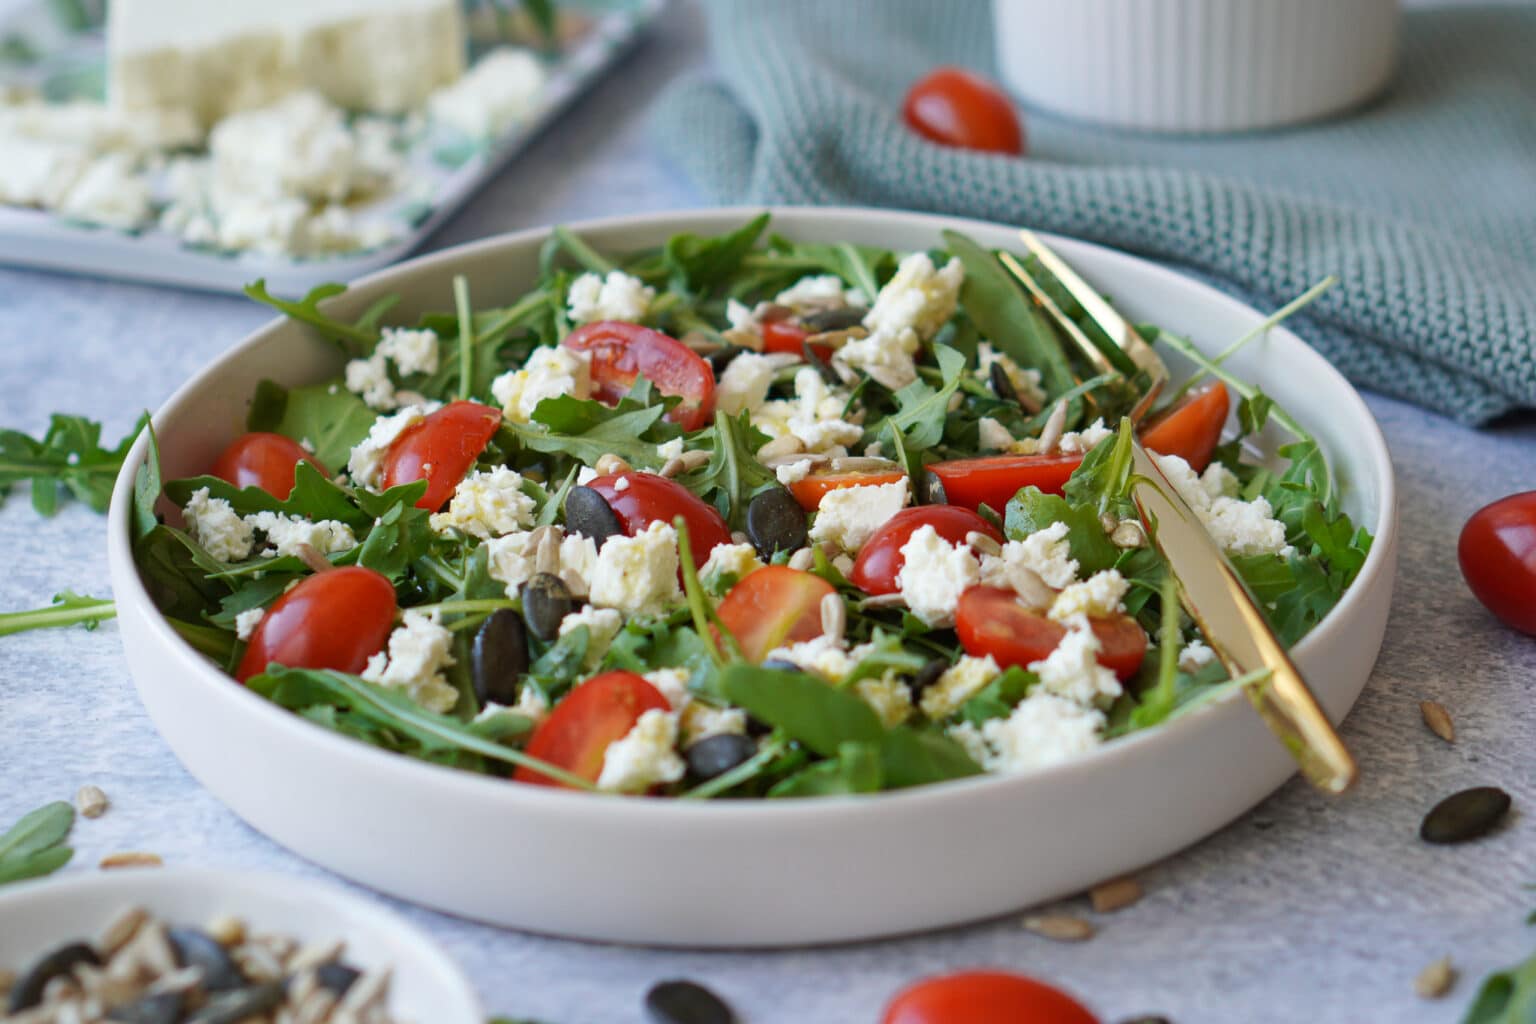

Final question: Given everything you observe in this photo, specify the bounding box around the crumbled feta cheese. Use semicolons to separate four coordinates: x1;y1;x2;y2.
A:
716;352;794;416
347;402;439;490
657;437;686;462
55;154;152;230
919;654;1002;720
566;270;656;325
557;533;599;597
857;675;913;728
977;416;1015;452
1057;418;1115;454
896;525;981;628
362;609;458;714
429;47;546;139
590;521;682;616
487;529;599;598
864;252;964;342
642;667;692;710
614;476;630;493
429;466;535;539
576;466;599;485
774;274;859;311
1179;638;1217;674
1048;569;1129;622
234;607;265;641
208;91;396;203
596;708;685;794
376;327;440;376
1153;453;1293;557
699;543;763;589
725;298;758;332
183;487;254;563
0;135;89;209
952;692;1106;774
809;478;910;552
491;345;590;424
514;686;550;722
980;521;1078;591
1029;615;1122;706
344;352;397;410
765;634;857;683
245;511;357;558
680;701;748;745
833;328;920;391
753;367;864;453
977;342;1046;408
775;459;815;485
1200;462;1241;501
557;605;624;670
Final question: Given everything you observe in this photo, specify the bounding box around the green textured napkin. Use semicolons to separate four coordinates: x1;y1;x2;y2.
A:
651;1;1536;425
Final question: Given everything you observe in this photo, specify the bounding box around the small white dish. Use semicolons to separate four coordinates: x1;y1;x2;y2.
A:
0;867;482;1021
105;206;1398;947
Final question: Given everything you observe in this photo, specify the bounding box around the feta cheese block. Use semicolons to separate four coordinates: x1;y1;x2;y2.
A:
108;0;466;130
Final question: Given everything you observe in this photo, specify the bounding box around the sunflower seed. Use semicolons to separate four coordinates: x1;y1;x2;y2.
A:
820;594;846;644
99;907;150;957
100;852;163;870
1089;876;1143;913
75;784;109;819
594;454;631;476
204;916;245;948
1420;786;1511;844
1414;956;1456;999
1022;914;1095;942
1420;701;1455;743
1038;400;1068;455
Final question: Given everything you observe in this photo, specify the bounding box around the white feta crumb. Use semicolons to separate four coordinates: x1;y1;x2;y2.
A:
642;667;692;710
699;542;763;589
833;327;920;391
429;47;546;138
765;633;858;684
566;270;656;325
347;403;439;490
183;487;254;563
590;520;682;616
920;655;1002;720
864;252;964;341
376;327;440;376
775;459;815;485
245;511;357;558
896;524;981;628
856;675;913;728
1179;637;1217;674
980;521;1078;591
716;352;794;416
1153;453;1292;557
491;346;590;424
1048;569;1129;622
657;437;686;462
725;298;759;332
576;466;599;485
977;416;1015;452
1029;615;1122;706
752;367;864;452
344;352;397;410
680;701;748;745
429;466;535;539
977;342;1046;407
234;607;265;641
362;609;458;713
954;691;1106;774
55;153;151;230
596;709;685;793
614;476;630;492
1057;418;1115;454
557;605;624;669
774;274;860;311
809;477;910;552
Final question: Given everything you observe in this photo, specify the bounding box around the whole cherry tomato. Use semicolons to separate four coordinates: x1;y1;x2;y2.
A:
235;567;397;683
902;67;1026;156
380;400;502;512
850;506;1003;595
716;566;834;663
787;467;909;512
513;671;671;789
1459;490;1536;636
883;970;1098;1024
562;320;716;431
1140;379;1230;474
587;472;733;569
956;586;1148;680
210;432;328;500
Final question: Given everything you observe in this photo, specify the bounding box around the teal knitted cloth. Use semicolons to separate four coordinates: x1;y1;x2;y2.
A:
651;1;1536;424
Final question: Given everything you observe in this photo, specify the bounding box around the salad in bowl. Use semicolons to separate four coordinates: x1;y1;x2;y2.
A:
128;213;1372;801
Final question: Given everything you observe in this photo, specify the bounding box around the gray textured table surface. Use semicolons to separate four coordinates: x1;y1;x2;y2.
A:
3;4;1535;1022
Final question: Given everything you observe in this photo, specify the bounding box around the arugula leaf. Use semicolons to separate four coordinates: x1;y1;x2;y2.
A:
663;213;770;295
1005;488;1120;575
504;391;671;470
243;280;378;357
0;591;116;638
132;418;162;540
878;727;983;788
879;345;966;452
0;801;74;886
768;741;884;797
133;524;232;620
680;410;776;529
720;664;883;757
1462;949;1536;1024
1061;418;1135;517
765;236;892;302
956;666;1034;726
357;488;434;581
246;379;376;471
165;462;368;530
0;413;146;516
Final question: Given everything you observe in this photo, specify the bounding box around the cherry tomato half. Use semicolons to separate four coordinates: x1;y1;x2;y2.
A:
380;400;502;512
1459;490;1536;636
563;320;716;431
1140;379;1230;474
235;567;397;683
956;586;1148;680
210;432;328;500
761;318;810;355
716;566;834;663
926;453;1083;514
850;506;1003;595
787;468;909;511
513;671;671;789
883;970;1098;1024
588;472;733;569
902;67;1026;156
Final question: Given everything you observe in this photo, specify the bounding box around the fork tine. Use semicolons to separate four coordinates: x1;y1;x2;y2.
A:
998;250;1120;382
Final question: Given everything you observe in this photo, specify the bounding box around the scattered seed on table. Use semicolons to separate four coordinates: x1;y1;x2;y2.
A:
75;784;109;819
1116;1017;1173;1024
1420;701;1455;743
645;979;736;1024
1022;914;1095;942
100;851;163;870
1090;876;1143;913
1420;786;1512;844
1414;956;1456;999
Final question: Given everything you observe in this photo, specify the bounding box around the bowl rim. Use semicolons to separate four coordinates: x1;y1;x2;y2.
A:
105;204;1399;823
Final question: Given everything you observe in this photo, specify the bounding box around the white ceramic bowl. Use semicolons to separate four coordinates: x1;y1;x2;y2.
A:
106;207;1398;947
993;0;1400;133
0;868;481;1020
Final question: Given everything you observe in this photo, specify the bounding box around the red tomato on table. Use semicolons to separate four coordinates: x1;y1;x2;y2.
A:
883;970;1098;1024
849;506;1003;595
380;400;502;512
1459;490;1536;636
956;586;1147;680
235;567;397;682
513;671;671;788
587;472;733;569
562;320;716;431
716;566;834;663
902;67;1026;156
210;432;328;500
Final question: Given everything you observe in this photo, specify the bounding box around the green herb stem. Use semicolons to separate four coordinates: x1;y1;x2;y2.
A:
1170;276;1338;403
1154;330;1313;443
675;516;727;667
680;739;786;799
453;275;475;401
0;594;116;638
551;226;615;275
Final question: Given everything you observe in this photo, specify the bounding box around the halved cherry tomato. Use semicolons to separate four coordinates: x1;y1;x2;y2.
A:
761;318;810;355
1140;379;1230;474
235;567;397;683
850;506;1003;596
716;566;834;663
513;671;671;789
787;468;909;511
588;472;733;568
562;320;715;431
902;67;1026;156
926;452;1083;513
1459;490;1536;636
380;400;502;512
210;432;328;500
956;586;1148;680
883;970;1098;1024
